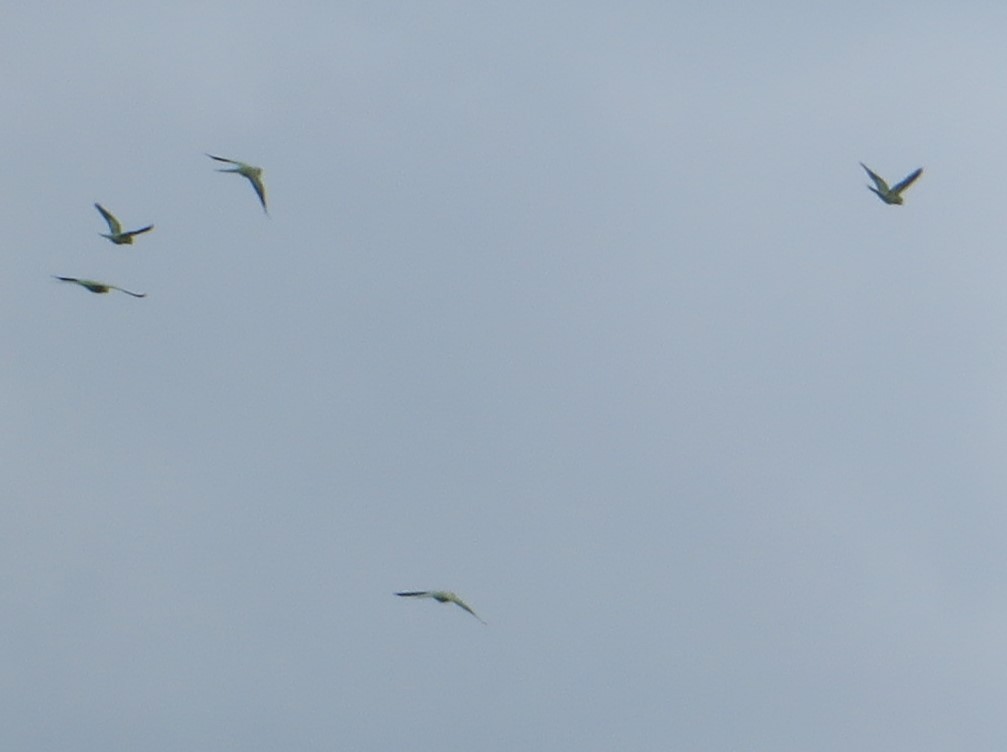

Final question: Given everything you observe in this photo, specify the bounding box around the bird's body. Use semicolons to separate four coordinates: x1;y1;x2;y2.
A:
206;153;268;213
860;163;923;205
53;275;146;297
94;203;153;244
396;590;486;624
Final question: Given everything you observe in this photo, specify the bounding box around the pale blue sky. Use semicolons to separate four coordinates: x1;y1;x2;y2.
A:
3;3;1007;750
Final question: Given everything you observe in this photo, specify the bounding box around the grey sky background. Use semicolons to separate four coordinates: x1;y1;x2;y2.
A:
3;2;1007;750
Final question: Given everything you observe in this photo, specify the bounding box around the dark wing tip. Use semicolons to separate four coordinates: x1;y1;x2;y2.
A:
395;591;426;597
206;153;231;162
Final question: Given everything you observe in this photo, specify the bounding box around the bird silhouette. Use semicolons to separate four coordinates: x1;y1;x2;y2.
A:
860;163;923;205
206;153;268;213
53;276;146;298
395;591;486;624
94;203;154;244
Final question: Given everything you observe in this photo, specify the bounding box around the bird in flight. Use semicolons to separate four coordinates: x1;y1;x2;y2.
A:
206;153;268;213
94;203;154;244
860;163;923;205
53;276;146;298
395;591;487;624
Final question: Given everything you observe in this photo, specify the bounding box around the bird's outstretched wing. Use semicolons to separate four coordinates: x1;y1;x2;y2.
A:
94;203;122;234
247;173;267;212
448;595;487;624
395;591;431;598
109;285;147;298
206;153;239;165
53;276;108;293
124;224;154;238
859;163;890;193
892;167;923;195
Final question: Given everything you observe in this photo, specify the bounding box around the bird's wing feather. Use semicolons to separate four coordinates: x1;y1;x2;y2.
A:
54;276;105;293
124;224;154;237
892;167;923;195
247;174;268;212
395;591;431;597
206;153;238;164
94;203;122;234
450;597;486;623
859;163;890;193
110;285;146;298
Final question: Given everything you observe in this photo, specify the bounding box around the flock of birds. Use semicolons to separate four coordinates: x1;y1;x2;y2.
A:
49;157;925;626
52;159;924;305
52;154;268;299
50;148;490;624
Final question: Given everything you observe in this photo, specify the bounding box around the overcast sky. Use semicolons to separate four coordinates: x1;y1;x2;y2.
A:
3;2;1007;750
